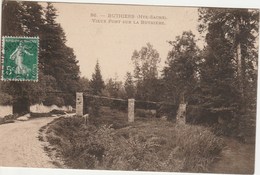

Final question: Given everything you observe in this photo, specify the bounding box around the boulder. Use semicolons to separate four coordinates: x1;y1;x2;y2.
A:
17;113;30;121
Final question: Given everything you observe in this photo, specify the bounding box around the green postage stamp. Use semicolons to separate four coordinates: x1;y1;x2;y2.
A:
1;36;39;81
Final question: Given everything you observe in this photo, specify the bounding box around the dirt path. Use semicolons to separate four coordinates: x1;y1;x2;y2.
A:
0;117;57;168
210;137;255;174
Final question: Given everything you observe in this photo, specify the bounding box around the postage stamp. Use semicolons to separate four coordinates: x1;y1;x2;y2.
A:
1;36;39;81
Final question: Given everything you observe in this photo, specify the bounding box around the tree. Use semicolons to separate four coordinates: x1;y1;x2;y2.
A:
163;31;200;104
198;8;259;134
36;2;80;106
20;2;45;37
78;77;90;92
199;29;239;111
1;1;24;36
1;1;46;114
124;72;135;99
104;77;124;98
89;61;105;95
198;8;259;112
1;2;80;113
131;43;161;101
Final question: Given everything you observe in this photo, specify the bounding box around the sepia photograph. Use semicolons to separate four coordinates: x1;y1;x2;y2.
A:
0;0;259;174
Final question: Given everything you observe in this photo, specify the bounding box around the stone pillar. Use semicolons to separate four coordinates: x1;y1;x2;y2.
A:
128;99;135;122
76;92;83;116
176;103;187;124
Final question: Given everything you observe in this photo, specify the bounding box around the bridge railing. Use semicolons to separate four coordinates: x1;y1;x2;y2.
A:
76;92;179;123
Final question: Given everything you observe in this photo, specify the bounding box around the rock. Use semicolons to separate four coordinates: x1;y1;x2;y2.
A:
161;116;168;121
24;113;31;118
4;114;18;120
17;116;29;121
150;110;156;115
65;113;76;117
17;113;30;121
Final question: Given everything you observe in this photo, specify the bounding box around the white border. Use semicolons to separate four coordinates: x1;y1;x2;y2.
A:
0;1;259;175
23;0;260;9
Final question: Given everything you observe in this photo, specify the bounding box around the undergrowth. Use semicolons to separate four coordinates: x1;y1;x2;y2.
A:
45;116;224;172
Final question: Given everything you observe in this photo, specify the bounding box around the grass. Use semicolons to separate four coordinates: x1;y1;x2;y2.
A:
44;107;224;172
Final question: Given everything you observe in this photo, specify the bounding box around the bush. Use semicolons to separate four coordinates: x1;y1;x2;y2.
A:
89;98;102;117
156;103;178;120
0;114;18;125
50;109;66;115
45;117;224;172
173;125;224;172
30;112;51;118
0;93;13;105
135;109;156;118
43;96;65;107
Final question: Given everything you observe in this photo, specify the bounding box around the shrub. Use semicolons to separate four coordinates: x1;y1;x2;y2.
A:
43;96;65;107
0;93;13;105
30;112;51;118
89;98;102;117
45;117;224;172
50;109;66;115
156;103;178;120
135;109;157;118
173;125;224;172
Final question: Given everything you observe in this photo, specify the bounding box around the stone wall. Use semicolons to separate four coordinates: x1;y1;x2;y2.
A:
0;105;13;117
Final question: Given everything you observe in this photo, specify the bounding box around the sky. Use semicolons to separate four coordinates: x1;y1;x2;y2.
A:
53;2;203;81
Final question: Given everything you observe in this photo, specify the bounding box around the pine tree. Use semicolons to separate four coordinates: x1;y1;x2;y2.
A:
41;2;80;106
1;1;47;114
105;77;123;98
199;28;239;110
198;8;259;112
198;8;259;135
1;2;80;113
89;61;105;95
124;72;135;99
1;1;24;36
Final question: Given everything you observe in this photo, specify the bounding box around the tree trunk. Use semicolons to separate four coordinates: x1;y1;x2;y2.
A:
236;19;245;105
13;96;30;115
237;42;244;99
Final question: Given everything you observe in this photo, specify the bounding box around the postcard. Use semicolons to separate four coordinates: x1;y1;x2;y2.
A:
0;1;259;175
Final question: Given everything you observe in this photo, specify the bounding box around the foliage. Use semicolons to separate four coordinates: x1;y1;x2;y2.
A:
1;1;80;113
0;114;18;125
89;98;102;117
103;77;124;99
77;77;90;92
131;43;161;101
41;3;80;106
45;116;224;172
198;8;259;104
89;61;105;95
163;31;200;104
0;91;13;106
197;8;259;136
124;72;135;99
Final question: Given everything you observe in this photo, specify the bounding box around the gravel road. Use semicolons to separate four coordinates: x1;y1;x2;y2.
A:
0;117;56;168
